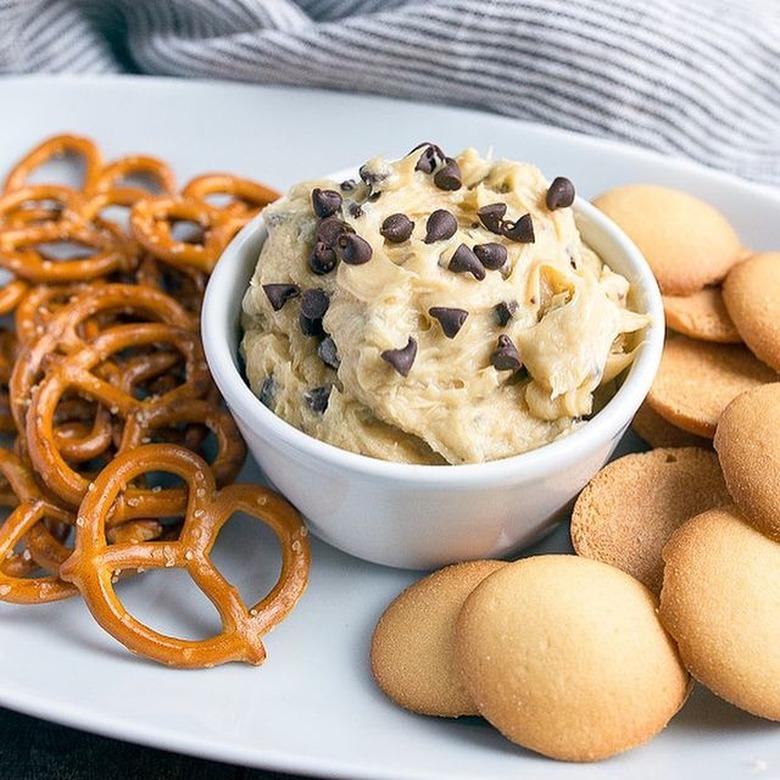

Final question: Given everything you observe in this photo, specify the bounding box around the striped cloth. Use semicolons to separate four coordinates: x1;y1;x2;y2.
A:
1;0;779;184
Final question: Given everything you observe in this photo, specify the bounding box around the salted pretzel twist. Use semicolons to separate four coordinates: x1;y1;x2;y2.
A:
60;445;310;668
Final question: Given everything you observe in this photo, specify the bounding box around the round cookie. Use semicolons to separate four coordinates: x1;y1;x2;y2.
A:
571;447;731;593
646;335;777;438
593;185;742;296
663;287;741;343
371;559;505;717
456;555;690;762
714;383;780;540
660;506;780;721
632;402;712;450
723;252;780;371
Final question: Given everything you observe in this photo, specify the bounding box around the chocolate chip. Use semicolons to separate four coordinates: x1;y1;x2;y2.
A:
337;233;373;265
411;142;444;173
448;244;485;280
429;307;468;339
546;176;575;210
368;191;382;202
381;337;417;377
340;179;356;192
317;217;353;246
494;300;518;327
501;213;535;243
312;188;342;219
299;312;325;338
317;336;340;369
433;157;462;191
424;209;457;243
348;203;363;218
309;242;338;275
491;335;522;371
262;283;300;311
381;213;414;243
477;203;507;234
301;288;329;319
473;242;507;270
304;385;331;413
259;376;276;408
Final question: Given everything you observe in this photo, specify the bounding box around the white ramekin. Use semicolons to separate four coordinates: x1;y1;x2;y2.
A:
202;178;664;570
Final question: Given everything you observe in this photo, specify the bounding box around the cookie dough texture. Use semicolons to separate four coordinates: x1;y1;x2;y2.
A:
370;560;505;717
714;383;780;540
242;148;647;465
660;506;780;721
593;185;742;296
456;556;690;762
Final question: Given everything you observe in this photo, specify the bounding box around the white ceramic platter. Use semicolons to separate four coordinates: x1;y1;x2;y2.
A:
0;76;778;780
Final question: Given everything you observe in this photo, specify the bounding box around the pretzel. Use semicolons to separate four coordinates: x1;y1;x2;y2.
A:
92;156;177;196
13;282;97;346
0;499;79;604
0;280;29;315
0;184;85;231
25;322;212;514
135;255;208;314
3;134;103;193
60;444;310;668
182;174;278;220
10;283;196;436
130;196;241;273
0;220;134;283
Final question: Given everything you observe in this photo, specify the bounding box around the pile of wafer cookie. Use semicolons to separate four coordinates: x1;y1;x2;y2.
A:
371;184;779;763
0;134;310;669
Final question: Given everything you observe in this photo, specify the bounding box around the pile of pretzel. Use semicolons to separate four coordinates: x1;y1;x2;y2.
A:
0;135;310;668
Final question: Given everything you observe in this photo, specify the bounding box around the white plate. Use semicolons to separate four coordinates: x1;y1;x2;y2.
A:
0;75;778;780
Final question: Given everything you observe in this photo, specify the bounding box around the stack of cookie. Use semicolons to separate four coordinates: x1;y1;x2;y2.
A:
370;185;779;763
593;184;779;445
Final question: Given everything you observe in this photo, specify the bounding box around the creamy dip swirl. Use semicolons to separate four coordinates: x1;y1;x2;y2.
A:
241;145;648;465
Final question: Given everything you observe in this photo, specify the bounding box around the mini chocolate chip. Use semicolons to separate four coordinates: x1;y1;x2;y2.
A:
477;203;507;234
301;288;330;319
348;203;363;218
491;335;523;371
448;244;486;280
546;176;575;210
381;213;414;243
501;213;535;243
299;312;325;338
262;283;300;311
312;188;342;218
304;385;331;413
309;242;338;275
337;233;373;265
340;179;356;192
494;300;518;327
429;306;468;338
424;209;458;243
259;376;276;408
381;336;417;377
318;336;340;369
317;216;353;246
412;142;445;173
474;242;508;270
434;157;462;191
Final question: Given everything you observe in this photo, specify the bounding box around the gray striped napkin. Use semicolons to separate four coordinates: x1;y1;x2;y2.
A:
1;0;778;184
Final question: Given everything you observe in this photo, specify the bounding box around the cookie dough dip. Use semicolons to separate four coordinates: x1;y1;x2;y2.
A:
241;144;648;465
